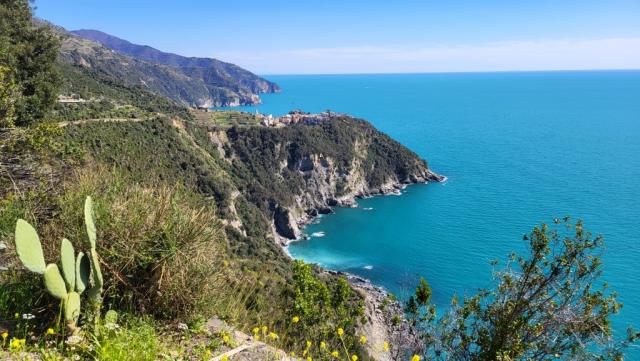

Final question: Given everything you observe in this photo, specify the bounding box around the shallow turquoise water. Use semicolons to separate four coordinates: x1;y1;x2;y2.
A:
227;71;640;353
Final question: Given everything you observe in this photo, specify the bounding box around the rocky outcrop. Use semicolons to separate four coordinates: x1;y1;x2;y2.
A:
206;116;444;244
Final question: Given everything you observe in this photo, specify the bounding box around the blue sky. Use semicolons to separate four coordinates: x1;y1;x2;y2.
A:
36;0;640;74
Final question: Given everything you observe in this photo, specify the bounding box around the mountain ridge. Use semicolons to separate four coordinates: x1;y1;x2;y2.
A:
58;28;279;107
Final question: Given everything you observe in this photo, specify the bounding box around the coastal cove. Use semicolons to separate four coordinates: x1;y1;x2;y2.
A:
224;70;640;355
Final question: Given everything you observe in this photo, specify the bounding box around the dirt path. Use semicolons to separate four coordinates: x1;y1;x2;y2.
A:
57;118;146;127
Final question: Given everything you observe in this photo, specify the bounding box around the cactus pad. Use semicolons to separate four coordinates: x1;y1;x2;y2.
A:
76;252;90;293
88;251;103;300
84;196;97;249
104;310;118;325
14;219;46;274
44;264;68;300
65;292;81;323
60;238;76;290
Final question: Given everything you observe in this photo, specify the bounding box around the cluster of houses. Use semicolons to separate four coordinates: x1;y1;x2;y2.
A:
256;110;348;127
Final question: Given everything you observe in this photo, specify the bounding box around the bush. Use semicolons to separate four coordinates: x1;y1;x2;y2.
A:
39;166;229;319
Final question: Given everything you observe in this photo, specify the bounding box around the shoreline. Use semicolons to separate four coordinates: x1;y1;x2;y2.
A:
277;172;445;359
279;170;446;249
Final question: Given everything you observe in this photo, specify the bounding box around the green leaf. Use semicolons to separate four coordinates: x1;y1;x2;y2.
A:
76;252;90;294
14;219;46;274
84;196;97;249
44;264;68;300
60;238;75;290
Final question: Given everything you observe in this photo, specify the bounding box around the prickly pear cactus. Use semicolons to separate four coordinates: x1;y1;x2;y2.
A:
104;310;118;325
65;292;81;324
76;252;90;294
12;196;104;334
84;196;97;249
60;238;76;290
14;219;46;274
44;264;68;300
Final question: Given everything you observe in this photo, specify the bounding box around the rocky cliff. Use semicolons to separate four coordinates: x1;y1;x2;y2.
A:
203;117;444;243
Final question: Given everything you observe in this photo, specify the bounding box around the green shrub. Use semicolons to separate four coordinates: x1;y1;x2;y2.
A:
44;166;229;319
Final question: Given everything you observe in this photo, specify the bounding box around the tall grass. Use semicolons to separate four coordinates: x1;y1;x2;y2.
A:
41;165;230;319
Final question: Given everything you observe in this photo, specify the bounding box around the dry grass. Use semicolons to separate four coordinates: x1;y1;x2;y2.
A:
42;164;231;319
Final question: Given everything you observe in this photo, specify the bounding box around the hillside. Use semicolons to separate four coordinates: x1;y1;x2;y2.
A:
72;29;280;95
2;24;440;357
54;27;279;108
1;11;441;360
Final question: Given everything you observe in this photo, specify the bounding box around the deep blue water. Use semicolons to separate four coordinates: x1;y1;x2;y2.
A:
226;71;640;355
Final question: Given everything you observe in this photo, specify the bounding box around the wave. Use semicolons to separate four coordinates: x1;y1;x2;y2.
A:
311;231;326;238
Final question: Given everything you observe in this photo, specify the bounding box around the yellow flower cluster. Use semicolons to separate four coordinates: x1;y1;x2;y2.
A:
9;338;26;350
412;355;421;361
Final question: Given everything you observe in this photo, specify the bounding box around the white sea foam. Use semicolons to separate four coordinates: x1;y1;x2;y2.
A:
363;265;374;270
311;231;326;237
363;207;374;211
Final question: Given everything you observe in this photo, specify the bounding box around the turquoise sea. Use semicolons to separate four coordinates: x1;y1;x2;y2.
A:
227;71;640;354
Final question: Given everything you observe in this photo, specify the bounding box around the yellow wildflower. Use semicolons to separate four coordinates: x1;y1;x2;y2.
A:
221;355;229;361
1;331;8;340
254;335;260;341
351;355;358;361
412;355;421;361
360;335;367;345
307;358;312;361
290;352;296;357
306;340;312;348
337;328;344;336
206;349;212;358
320;341;326;349
268;332;278;341
46;328;55;335
14;313;19;319
303;349;308;356
292;316;300;323
331;351;340;358
10;338;25;350
222;334;231;345
383;341;390;352
252;327;260;335
261;325;268;334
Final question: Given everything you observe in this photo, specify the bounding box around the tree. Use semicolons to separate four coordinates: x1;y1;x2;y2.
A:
413;218;638;360
0;65;17;127
0;0;60;127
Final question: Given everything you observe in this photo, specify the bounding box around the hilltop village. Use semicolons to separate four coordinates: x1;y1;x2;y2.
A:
256;110;350;127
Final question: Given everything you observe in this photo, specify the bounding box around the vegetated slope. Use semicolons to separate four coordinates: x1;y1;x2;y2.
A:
201;118;443;241
70;29;280;105
2;20;439;356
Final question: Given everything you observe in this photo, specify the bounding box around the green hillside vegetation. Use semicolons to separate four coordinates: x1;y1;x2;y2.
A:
1;1;637;360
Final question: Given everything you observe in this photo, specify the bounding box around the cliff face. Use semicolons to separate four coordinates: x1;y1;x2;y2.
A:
204;117;443;242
